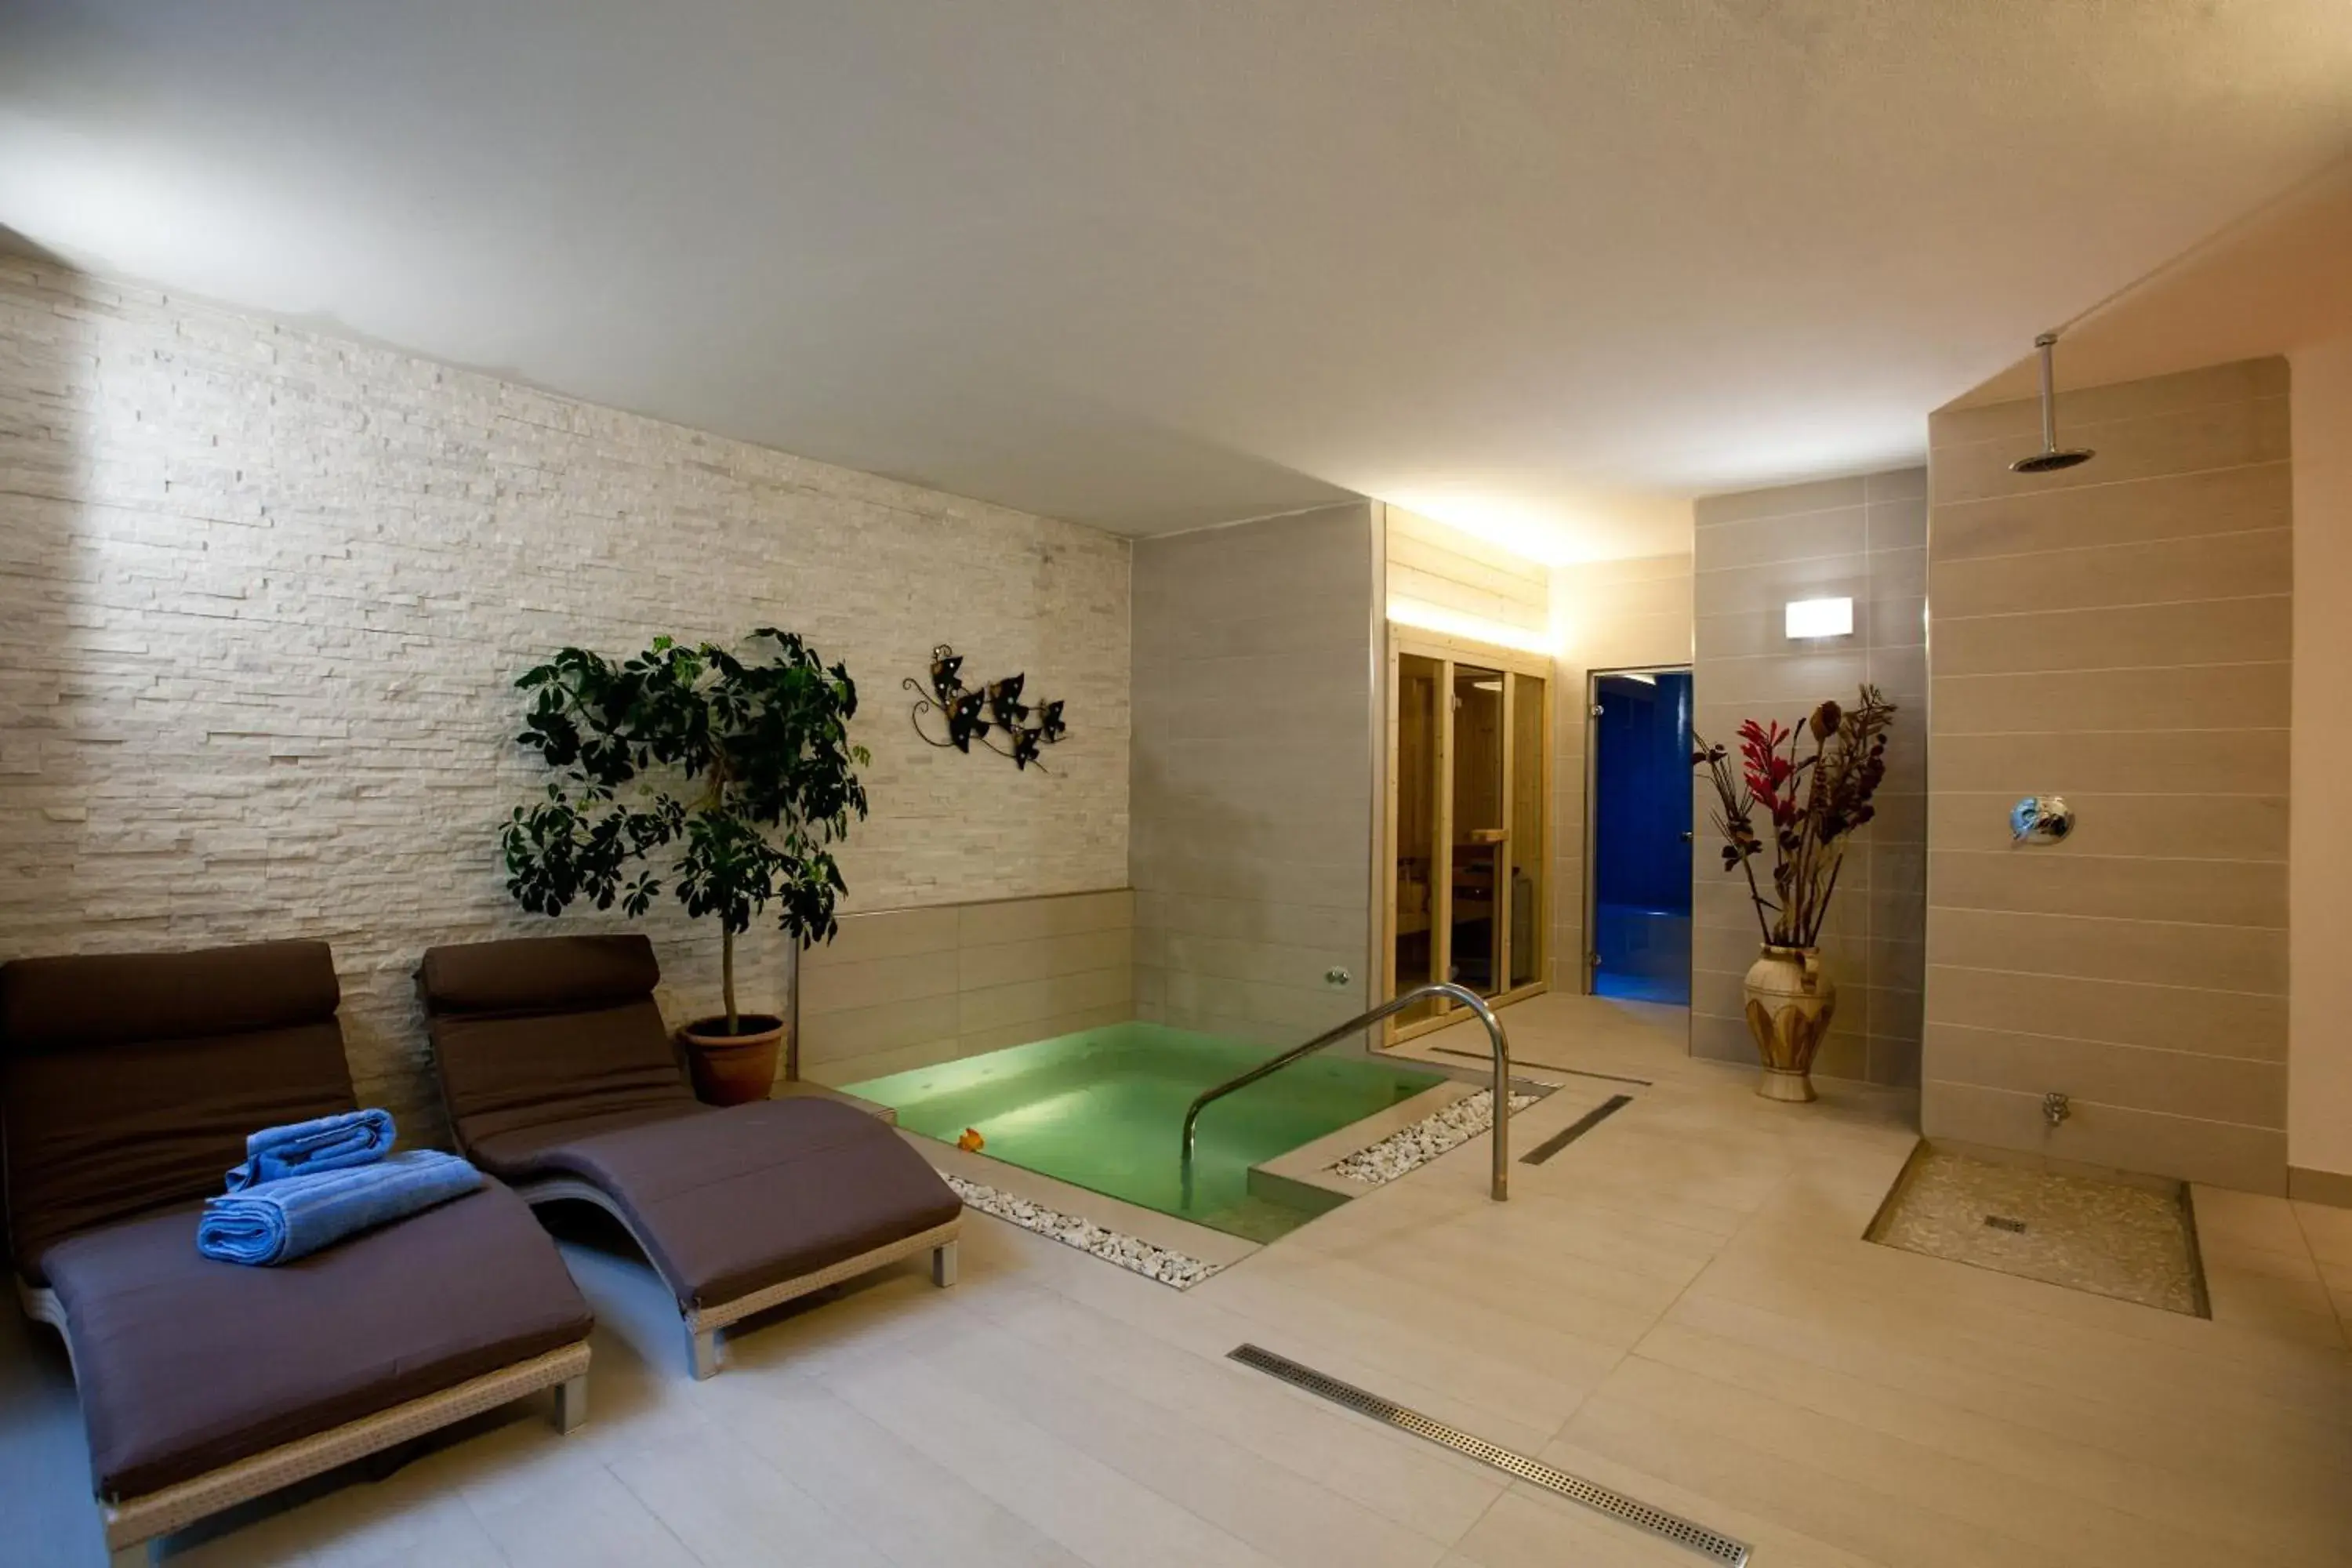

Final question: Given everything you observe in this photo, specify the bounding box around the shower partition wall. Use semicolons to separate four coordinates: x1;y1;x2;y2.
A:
1382;627;1552;1042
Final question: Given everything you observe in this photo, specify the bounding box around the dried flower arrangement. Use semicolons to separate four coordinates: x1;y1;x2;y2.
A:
1692;685;1897;948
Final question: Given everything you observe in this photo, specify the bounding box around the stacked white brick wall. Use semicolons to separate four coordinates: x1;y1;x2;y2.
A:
0;258;1131;1138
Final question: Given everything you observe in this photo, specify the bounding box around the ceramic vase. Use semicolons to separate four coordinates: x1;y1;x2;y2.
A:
1741;945;1835;1103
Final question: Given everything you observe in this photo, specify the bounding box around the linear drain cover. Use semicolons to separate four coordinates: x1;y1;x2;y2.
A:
1228;1343;1748;1566
1983;1214;2029;1233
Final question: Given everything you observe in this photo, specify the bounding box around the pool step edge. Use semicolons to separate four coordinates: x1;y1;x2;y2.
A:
910;1131;1262;1269
1246;1080;1483;1208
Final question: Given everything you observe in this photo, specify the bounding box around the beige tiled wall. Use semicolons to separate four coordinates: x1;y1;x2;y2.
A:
1131;504;1378;1045
2288;336;2352;1192
1385;507;1551;642
799;889;1134;1085
1549;554;1696;994
1924;358;2291;1191
1690;470;1928;1086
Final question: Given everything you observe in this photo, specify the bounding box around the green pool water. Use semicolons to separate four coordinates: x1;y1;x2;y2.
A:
845;1022;1444;1242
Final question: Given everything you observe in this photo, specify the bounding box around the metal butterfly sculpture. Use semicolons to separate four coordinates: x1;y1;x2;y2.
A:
906;644;1070;771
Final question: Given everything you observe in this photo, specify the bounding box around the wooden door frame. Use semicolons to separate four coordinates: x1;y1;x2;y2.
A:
1381;626;1553;1044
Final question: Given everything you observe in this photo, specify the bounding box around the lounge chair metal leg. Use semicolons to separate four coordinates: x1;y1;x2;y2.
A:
552;1373;588;1434
688;1325;723;1381
932;1240;958;1288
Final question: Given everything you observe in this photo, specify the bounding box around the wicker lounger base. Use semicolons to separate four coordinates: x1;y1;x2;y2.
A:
517;1177;961;1379
20;1283;588;1566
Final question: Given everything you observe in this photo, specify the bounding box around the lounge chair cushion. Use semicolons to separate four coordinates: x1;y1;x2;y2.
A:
472;1096;963;1312
41;1183;593;1500
419;935;699;1153
1;942;354;1282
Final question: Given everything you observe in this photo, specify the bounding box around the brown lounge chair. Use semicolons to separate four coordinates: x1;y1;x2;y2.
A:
417;934;962;1380
0;941;595;1567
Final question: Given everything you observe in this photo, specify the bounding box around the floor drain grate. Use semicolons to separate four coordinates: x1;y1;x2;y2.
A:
1520;1094;1634;1165
1228;1343;1748;1566
1432;1044;1653;1086
1983;1214;2029;1233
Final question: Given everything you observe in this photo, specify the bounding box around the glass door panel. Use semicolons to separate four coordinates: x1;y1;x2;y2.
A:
1590;670;1694;1004
1393;654;1444;1023
1506;671;1548;992
1450;665;1505;997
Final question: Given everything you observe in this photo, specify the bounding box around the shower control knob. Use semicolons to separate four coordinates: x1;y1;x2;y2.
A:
2010;796;2074;844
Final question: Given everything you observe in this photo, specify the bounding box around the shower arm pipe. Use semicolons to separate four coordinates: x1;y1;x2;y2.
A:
2035;331;2060;452
1179;982;1513;1202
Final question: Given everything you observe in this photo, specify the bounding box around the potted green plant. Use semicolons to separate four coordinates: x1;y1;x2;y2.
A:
500;630;869;1103
1692;686;1896;1102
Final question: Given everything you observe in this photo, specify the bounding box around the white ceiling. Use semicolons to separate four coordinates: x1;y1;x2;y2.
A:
4;3;2350;561
1952;154;2352;408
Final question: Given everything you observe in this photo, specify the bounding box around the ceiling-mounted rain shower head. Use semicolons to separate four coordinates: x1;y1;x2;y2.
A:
2010;332;2095;474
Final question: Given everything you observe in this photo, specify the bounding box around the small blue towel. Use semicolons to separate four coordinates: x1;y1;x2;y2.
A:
198;1150;484;1266
223;1109;396;1191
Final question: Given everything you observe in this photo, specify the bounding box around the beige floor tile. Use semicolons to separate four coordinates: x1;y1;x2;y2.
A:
289;1479;509;1568
1561;1386;2073;1568
1692;1229;2352;1432
463;1462;702;1568
2202;1265;2348;1349
1660;1290;2352;1496
2292;1199;2352;1266
1509;1440;1891;1568
700;1372;1093;1568
158;1505;328;1568
2194;1185;2314;1254
822;1344;1288;1568
917;1317;1450;1568
971;1280;1507;1544
604;1427;895;1567
1198;1250;1615;1450
1630;1318;2340;1565
2198;1230;2325;1283
1446;1486;1694;1567
1581;1353;2241;1568
1283;1214;1682;1348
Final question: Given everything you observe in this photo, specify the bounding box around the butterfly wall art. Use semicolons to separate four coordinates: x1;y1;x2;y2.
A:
905;644;1069;771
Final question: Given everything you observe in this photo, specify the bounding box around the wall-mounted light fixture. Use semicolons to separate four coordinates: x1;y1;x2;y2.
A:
1784;597;1854;640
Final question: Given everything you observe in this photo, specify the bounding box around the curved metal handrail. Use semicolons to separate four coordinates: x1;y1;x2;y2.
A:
1180;982;1513;1203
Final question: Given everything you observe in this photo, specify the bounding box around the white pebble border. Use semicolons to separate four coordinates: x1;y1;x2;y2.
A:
942;1173;1221;1290
1324;1088;1544;1187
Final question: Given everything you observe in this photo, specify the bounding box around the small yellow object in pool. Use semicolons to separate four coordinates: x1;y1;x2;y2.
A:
956;1127;985;1152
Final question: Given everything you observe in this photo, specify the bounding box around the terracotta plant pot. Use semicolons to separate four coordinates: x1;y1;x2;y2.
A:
1741;945;1836;1103
679;1014;786;1105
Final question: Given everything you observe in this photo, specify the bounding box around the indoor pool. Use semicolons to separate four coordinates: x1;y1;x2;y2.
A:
845;1022;1443;1242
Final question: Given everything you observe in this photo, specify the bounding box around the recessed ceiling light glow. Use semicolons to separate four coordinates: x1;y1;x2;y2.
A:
1385;597;1558;655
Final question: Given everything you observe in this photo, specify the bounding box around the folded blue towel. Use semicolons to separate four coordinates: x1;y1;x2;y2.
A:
198;1150;484;1266
223;1109;396;1191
